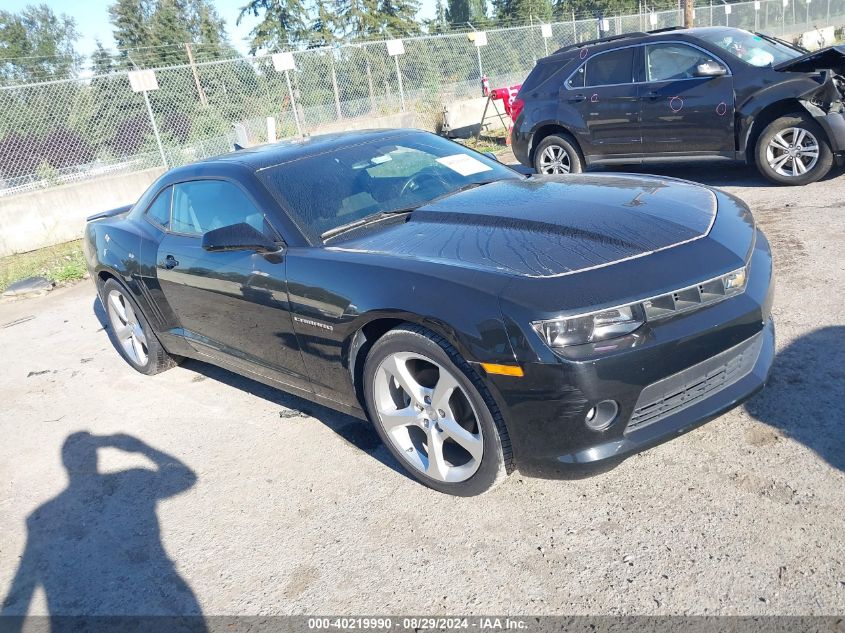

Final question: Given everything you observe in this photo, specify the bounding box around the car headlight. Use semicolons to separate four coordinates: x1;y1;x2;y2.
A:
532;305;645;348
532;267;747;349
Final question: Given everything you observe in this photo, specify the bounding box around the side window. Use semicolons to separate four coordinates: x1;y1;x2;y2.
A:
646;44;716;81
145;187;172;229
585;47;635;86
171;180;277;240
567;64;585;88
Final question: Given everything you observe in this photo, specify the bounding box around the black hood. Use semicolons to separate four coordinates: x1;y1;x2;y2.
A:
331;174;717;278
774;45;845;74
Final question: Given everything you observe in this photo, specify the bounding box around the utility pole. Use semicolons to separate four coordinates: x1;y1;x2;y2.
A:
184;43;208;106
684;0;695;26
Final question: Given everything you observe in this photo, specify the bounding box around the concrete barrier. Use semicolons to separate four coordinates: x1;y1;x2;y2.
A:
0;167;164;256
309;111;418;135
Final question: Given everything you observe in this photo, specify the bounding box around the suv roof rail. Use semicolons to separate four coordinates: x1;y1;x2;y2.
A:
552;31;648;55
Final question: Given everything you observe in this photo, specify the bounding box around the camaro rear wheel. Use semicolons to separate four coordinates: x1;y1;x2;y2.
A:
102;278;178;375
534;134;584;176
363;325;512;496
755;114;833;185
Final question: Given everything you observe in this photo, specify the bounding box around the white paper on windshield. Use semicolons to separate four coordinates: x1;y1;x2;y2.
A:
436;154;493;177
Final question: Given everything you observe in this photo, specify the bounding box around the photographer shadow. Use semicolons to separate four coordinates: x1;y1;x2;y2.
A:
0;432;206;631
745;326;845;472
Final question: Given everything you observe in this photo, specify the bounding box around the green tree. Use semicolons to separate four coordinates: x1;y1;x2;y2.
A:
445;0;488;26
237;0;310;53
425;0;450;33
308;0;340;47
333;0;383;40
0;3;80;83
148;0;193;65
109;0;152;61
377;0;422;36
495;0;551;22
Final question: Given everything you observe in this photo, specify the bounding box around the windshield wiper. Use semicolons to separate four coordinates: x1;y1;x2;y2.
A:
320;180;502;241
754;31;808;54
321;208;416;240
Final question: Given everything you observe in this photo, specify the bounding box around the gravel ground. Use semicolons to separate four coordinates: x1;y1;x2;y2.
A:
0;161;843;617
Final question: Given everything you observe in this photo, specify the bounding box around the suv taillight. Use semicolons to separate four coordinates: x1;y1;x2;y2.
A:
510;97;525;122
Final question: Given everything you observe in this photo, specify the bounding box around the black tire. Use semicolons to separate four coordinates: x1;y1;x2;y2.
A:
101;278;179;375
533;133;584;175
363;324;513;496
755;113;833;186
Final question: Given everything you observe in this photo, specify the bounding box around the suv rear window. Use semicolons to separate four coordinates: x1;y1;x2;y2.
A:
521;60;566;92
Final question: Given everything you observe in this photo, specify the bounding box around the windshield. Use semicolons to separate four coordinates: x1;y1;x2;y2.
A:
257;131;520;241
696;28;803;67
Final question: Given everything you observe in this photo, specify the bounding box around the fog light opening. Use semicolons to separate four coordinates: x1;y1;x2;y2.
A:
585;400;618;431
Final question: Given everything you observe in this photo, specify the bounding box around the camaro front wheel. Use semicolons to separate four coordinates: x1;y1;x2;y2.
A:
755;114;833;185
363;325;513;496
102;278;179;375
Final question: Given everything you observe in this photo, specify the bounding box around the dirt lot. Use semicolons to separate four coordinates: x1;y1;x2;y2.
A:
0;161;843;617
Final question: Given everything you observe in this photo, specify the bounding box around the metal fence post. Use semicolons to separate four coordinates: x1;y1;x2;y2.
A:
284;69;303;136
330;55;342;120
142;89;168;169
394;55;406;112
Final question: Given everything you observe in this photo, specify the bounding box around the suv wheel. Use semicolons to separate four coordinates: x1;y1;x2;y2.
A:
755;114;833;185
534;134;583;175
363;324;513;496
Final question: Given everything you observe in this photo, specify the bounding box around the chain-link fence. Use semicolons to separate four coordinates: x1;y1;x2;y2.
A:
1;0;844;197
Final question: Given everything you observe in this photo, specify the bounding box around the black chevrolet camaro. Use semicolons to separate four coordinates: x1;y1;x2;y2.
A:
84;129;774;495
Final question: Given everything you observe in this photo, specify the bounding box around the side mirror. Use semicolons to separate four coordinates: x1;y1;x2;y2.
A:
695;61;728;77
202;223;280;254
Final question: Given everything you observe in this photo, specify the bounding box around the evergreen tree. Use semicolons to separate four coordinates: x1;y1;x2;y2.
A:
148;0;193;65
333;0;383;40
308;0;339;47
377;0;422;36
195;0;229;50
496;0;552;22
429;0;449;32
0;4;81;82
237;0;310;53
109;0;152;61
445;0;488;26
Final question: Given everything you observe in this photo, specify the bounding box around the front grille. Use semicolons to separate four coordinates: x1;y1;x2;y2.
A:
626;330;764;432
642;268;746;321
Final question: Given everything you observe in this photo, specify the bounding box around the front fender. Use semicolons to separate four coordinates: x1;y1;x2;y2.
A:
285;248;518;409
737;75;838;154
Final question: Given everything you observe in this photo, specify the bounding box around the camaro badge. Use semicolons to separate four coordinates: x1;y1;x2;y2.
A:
293;315;334;332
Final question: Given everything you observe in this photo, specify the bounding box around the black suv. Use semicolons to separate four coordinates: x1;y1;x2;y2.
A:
511;27;845;185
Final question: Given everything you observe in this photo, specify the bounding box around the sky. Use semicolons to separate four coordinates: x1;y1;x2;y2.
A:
4;0;439;59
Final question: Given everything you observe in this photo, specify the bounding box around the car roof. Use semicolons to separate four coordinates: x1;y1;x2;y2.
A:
546;25;743;59
174;128;419;176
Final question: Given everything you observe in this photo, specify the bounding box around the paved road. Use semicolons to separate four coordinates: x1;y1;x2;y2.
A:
1;162;843;617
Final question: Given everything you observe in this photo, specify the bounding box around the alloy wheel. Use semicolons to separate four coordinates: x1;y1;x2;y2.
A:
765;127;820;178
539;145;571;175
106;289;148;366
373;352;483;483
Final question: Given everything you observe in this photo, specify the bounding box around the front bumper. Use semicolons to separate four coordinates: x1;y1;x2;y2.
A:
487;227;775;478
544;318;773;471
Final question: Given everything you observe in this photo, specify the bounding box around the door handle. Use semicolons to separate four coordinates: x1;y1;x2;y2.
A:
163;254;179;270
643;91;660;100
569;94;586;103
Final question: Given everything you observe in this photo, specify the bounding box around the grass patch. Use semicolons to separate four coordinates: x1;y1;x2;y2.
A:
458;128;509;154
0;239;86;293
